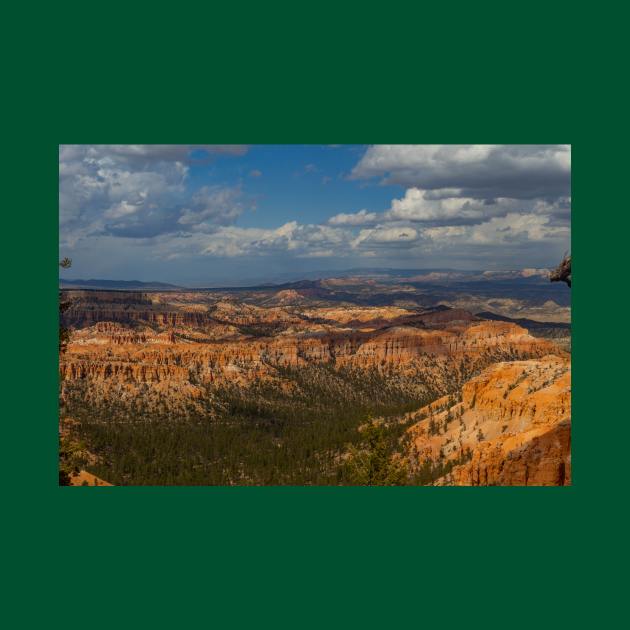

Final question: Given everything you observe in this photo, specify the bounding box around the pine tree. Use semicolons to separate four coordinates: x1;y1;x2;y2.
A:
346;422;407;486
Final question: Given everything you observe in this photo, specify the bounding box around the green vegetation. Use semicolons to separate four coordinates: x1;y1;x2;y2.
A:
58;432;89;485
61;341;529;486
411;447;473;485
345;421;408;486
65;365;438;486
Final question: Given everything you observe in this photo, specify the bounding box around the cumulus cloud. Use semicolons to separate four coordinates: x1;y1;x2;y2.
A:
190;222;354;258
163;221;419;260
59;145;248;244
177;186;245;231
59;144;571;277
328;209;379;226
352;144;571;200
327;188;569;229
352;226;419;249
332;145;571;259
423;213;569;246
61;145;249;165
386;188;488;223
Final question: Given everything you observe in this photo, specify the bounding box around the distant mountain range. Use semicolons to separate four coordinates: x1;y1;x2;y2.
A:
222;267;553;285
476;311;570;332
59;278;183;290
60;267;553;291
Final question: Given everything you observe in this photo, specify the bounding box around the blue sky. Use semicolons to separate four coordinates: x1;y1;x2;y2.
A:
186;145;399;228
59;145;571;286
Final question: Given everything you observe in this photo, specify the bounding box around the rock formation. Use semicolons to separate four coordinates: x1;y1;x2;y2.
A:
405;355;571;485
59;289;571;486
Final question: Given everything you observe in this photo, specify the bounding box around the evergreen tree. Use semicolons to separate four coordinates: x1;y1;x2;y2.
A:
345;422;408;486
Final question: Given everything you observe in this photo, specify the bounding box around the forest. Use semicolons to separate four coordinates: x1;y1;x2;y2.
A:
64;364;448;485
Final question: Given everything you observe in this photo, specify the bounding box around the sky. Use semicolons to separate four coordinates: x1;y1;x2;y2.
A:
59;144;571;286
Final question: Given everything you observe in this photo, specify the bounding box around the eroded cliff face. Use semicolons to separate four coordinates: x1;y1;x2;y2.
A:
405;355;571;486
62;291;307;330
61;319;556;389
59;310;561;427
59;293;570;486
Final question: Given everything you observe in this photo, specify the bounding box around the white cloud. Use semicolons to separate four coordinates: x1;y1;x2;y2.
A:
177;186;245;231
352;144;571;200
190;222;354;258
328;187;567;228
328;209;378;226
352;226;419;248
424;213;569;246
104;200;144;219
59;145;247;243
76;145;249;163
60;144;571;275
385;188;486;222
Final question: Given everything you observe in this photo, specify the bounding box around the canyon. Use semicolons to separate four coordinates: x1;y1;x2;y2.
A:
59;277;571;486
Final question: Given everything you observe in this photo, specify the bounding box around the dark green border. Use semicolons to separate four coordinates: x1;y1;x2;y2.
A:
5;3;625;627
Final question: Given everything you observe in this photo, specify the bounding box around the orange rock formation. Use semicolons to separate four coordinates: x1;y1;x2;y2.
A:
59;291;571;486
406;355;571;485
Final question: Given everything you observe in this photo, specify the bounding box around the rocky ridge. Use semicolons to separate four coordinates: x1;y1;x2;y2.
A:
405;355;571;485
